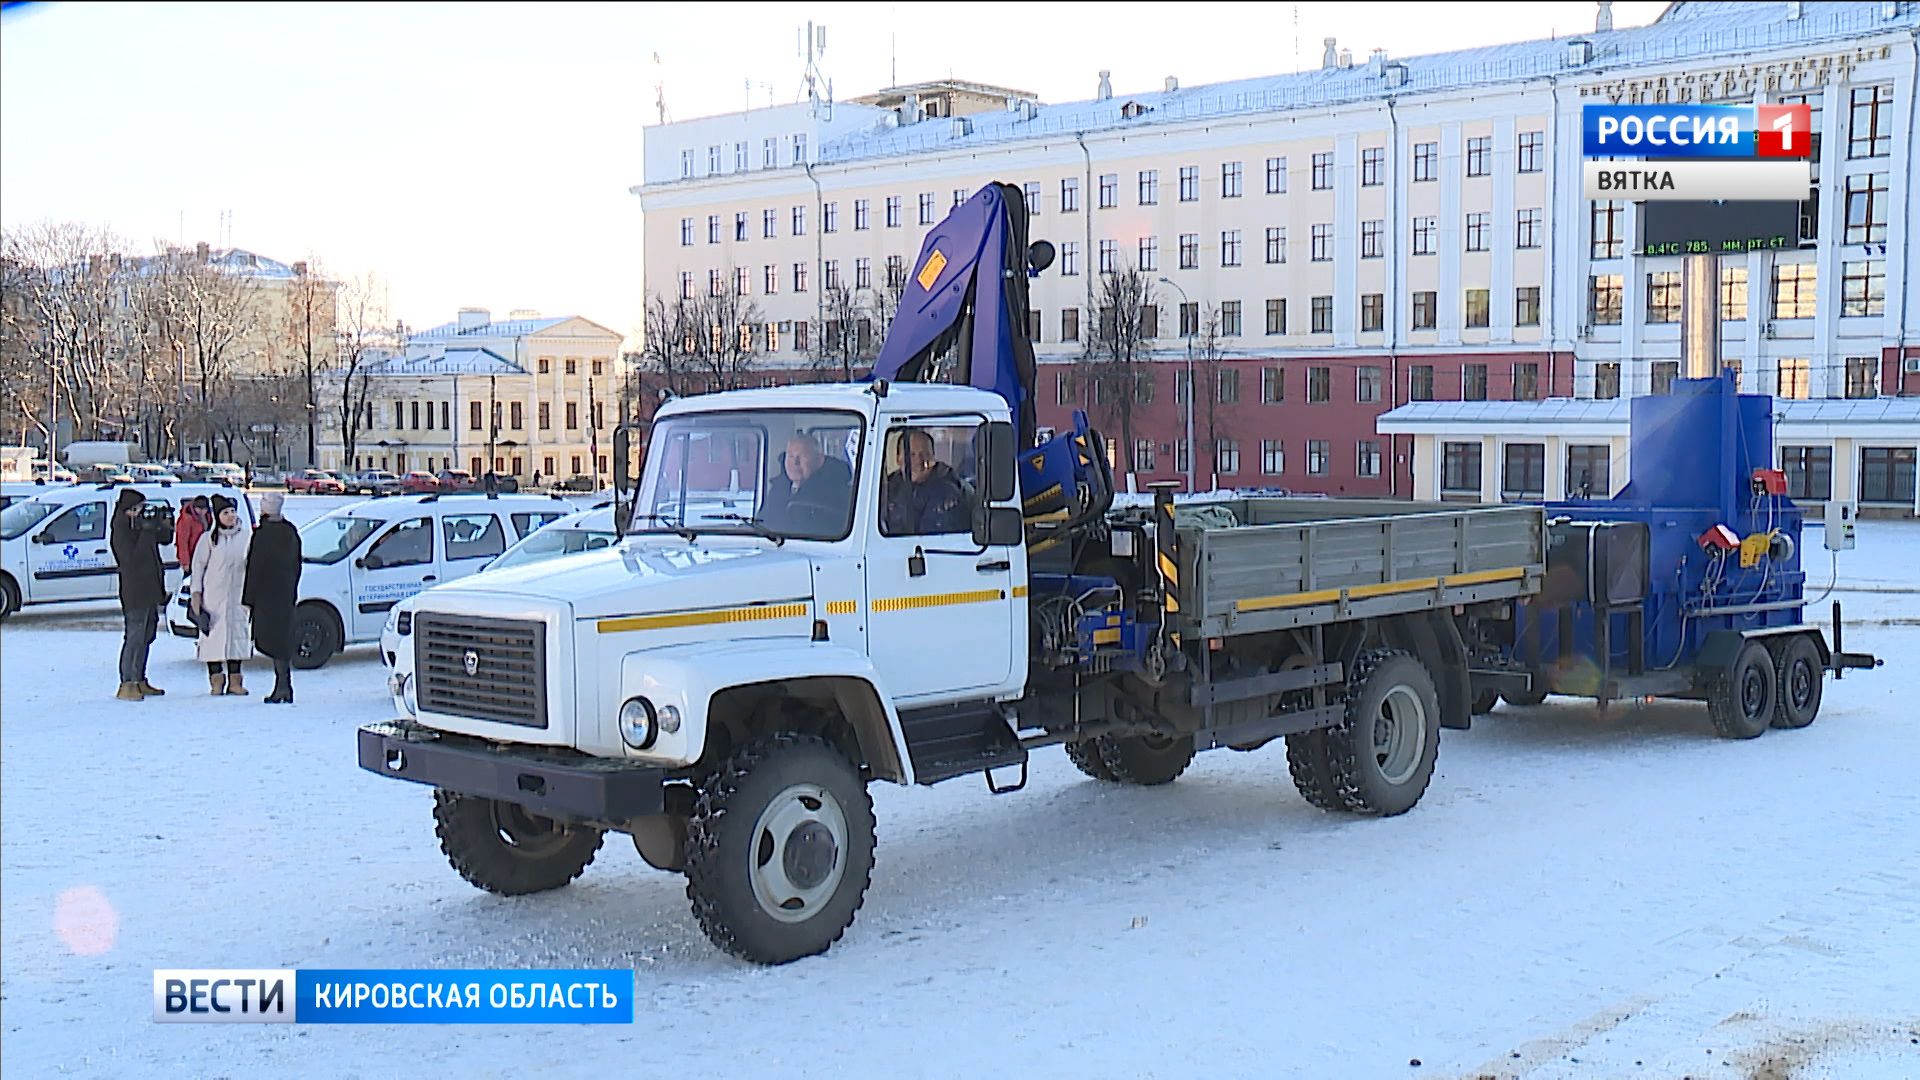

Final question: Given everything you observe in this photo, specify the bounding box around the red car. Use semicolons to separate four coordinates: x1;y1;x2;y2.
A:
435;468;476;491
400;471;441;494
286;469;346;495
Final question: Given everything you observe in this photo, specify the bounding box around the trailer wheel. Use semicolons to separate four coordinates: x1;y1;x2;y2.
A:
432;791;604;895
1707;639;1776;740
1501;686;1548;708
1064;739;1118;782
1325;650;1442;817
1095;733;1194;786
1769;635;1823;730
1285;731;1345;811
1471;689;1501;715
685;733;876;964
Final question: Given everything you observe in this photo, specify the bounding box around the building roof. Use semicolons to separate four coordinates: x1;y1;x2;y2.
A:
815;2;1917;167
367;347;527;377
1378;396;1920;431
410;316;572;341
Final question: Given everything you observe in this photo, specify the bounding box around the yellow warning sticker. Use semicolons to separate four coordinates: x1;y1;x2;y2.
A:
916;249;948;291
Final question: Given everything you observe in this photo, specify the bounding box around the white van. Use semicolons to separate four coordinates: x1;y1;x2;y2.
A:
0;481;251;619
167;491;579;667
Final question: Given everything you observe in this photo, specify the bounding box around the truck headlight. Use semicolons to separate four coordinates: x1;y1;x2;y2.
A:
619;697;657;749
389;672;417;715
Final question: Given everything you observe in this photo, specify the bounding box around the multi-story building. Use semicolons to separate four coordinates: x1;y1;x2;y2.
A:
634;1;1919;502
316;308;624;485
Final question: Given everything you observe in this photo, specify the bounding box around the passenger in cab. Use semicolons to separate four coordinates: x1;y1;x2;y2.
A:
764;432;852;531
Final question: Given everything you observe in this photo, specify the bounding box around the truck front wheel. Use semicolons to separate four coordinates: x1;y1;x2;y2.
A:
1325;650;1441;817
685;733;876;965
432;791;605;895
1064;739;1118;781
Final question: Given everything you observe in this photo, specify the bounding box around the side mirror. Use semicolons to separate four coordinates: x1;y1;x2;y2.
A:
359;554;383;571
976;420;1017;505
972;506;1023;548
613;421;649;534
32;530;52;545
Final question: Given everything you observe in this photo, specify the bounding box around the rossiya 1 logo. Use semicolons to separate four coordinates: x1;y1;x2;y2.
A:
1582;104;1810;159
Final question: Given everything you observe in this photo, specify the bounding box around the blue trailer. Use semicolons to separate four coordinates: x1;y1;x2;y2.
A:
1469;372;1879;737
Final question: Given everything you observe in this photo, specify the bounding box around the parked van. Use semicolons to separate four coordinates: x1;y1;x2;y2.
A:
0;481;251;619
167;491;578;667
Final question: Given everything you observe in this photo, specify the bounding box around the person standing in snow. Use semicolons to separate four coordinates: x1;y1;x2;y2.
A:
111;488;168;701
243;492;302;704
191;494;253;696
173;495;210;576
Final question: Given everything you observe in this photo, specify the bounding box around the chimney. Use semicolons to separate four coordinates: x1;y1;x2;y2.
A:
1369;49;1387;77
902;92;921;124
1338;48;1353;69
1165;75;1179;92
194;241;210;262
1566;38;1593;66
1322;37;1338;70
1096;70;1112;101
1785;0;1802;18
951;116;973;138
1386;62;1410;89
457;307;490;332
1596;1;1613;32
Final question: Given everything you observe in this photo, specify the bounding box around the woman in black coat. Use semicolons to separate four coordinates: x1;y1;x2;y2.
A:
243;492;303;704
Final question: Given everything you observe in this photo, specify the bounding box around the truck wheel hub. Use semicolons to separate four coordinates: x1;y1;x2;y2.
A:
749;784;848;923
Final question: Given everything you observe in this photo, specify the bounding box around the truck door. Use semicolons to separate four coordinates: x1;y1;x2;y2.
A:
27;499;113;601
863;418;1016;704
350;516;436;640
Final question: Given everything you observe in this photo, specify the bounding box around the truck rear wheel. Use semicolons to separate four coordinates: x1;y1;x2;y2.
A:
685;733;876;965
432;791;605;895
1708;639;1776;740
1285;731;1345;811
1064;739;1117;782
1095;733;1194;786
1471;689;1501;715
1770;635;1823;730
1325;650;1441;817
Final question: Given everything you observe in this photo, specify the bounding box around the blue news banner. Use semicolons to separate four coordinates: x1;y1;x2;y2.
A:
153;969;634;1024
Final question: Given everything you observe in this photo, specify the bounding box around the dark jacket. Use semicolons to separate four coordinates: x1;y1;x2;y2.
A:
765;455;854;528
243;517;303;660
110;490;167;609
882;462;971;535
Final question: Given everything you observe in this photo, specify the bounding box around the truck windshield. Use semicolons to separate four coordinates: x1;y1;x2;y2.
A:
637;409;864;542
301;515;383;564
0;499;57;540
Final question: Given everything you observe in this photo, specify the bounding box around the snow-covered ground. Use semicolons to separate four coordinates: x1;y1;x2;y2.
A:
3;522;1917;1079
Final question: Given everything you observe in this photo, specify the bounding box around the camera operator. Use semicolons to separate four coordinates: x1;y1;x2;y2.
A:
111;489;169;701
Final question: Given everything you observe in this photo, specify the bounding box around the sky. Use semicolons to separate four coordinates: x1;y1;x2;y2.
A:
1;1;1670;346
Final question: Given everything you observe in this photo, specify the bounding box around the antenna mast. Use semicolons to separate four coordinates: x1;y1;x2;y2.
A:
799;20;830;117
651;51;669;124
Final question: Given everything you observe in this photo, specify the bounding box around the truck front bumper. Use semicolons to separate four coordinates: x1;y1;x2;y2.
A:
357;720;667;823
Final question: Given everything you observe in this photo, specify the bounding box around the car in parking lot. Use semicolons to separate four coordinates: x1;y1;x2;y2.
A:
286;469;347;495
399;471;440;494
127;463;176;483
349;470;403;496
433;468;475;492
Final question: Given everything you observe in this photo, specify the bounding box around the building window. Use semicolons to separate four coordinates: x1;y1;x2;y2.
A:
1513;362;1540;401
679;217;694;246
734;142;748;171
470;400;483;431
1442;442;1481;493
1355;366;1382;404
1591;200;1624;259
1589;274;1624;325
1594;362;1621;400
508;401;523;430
735;266;751;295
1465;135;1491;177
1221;230;1242;267
882;196;900;228
538;401;550;430
591;358;605;377
1772;263;1817;319
1465;212;1490;252
1413;141;1437;182
1357;440;1382;479
953;188;968;209
1566;445;1610;498
1412;291;1437;330
1646;271;1682;323
1652;361;1680;395
1844;172;1888;244
1261;365;1284;403
1138;169;1159;205
1721;266;1748;320
1464;364;1488;401
764;264;780;295
1360;219;1384;259
1061;308;1080;342
735;212;749;242
1413;217;1437;255
1061;176;1080;212
1139;236;1159;273
1403;365;1432;402
1099;173;1118;209
1138;305;1159;340
823;202;838;232
1516;286;1541;327
679;272;694;301
1502;443;1545;499
1361;146;1383;186
1841;260;1885;318
824;260;840;290
1308;366;1331;403
1780;446;1832;501
1174;440;1190;476
565;358;578;376
1515;208;1541;249
919;192;936;225
792;322;809;351
1264;299;1286;336
1134;439;1155;472
1220;301;1242;337
680;148;693;179
1310;223;1333;262
1265;226;1287;264
709;268;725;297
855;258;872;290
1844;356;1879;399
1307;440;1330;476
1848;84;1893;159
763;208;778;239
1216;438;1241;475
708;145;720;175
1221;161;1243;198
1360;293;1384;332
1026;309;1041;342
1098;239;1117;274
886;255;905;290
1265;156;1287;194
1179;165;1199;202
792;262;809;293
707;214;721;244
792;133;807;164
1261;439;1284;475
1465;288;1490;328
1517;130;1544;173
1860;447;1916;504
1311;152;1332;190
1310;296;1332;334
1061;242;1080;276
854;199;870;230
1173;369;1191;404
1777;357;1810;400
1022;183;1039;217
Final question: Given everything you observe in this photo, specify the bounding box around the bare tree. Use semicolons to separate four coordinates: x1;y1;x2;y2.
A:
140;243;264;455
282;257;336;467
0;222;143;451
808;284;863;381
1075;262;1157;482
638;291;705;403
1194;303;1230;491
328;272;389;470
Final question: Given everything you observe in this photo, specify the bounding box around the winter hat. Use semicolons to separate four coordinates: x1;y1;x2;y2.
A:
211;494;237;516
260;492;285;518
115;488;147;514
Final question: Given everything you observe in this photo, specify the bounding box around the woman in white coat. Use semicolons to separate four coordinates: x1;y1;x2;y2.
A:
191;494;254;695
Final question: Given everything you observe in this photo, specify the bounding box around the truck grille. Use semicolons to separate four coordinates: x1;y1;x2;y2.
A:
416;613;548;728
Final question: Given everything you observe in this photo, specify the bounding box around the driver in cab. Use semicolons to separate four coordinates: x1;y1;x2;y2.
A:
882;429;970;535
764;433;853;531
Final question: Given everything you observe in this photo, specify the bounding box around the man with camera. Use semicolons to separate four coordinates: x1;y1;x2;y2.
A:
111;488;169;701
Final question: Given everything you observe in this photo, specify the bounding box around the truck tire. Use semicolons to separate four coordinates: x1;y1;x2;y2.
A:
1771;635;1823;730
1707;639;1776;740
1325;649;1441;817
1064;739;1117;782
685;733;876;965
1471;689;1501;715
291;602;340;670
1285;731;1345;811
432;790;604;895
1501;686;1548;708
1095;733;1194;786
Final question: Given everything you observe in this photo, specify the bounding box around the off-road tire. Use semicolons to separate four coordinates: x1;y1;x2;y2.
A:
1064;738;1118;781
1324;649;1442;817
1471;688;1501;715
1708;639;1776;740
432;790;604;895
1285;731;1344;811
291;602;340;670
685;733;876;965
1094;733;1194;786
1770;635;1823;730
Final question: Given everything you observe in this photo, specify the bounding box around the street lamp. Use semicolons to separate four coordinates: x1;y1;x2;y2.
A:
1157;276;1196;494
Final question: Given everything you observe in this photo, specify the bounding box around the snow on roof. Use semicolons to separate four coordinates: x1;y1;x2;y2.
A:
366;347;526;377
409;316;572;341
